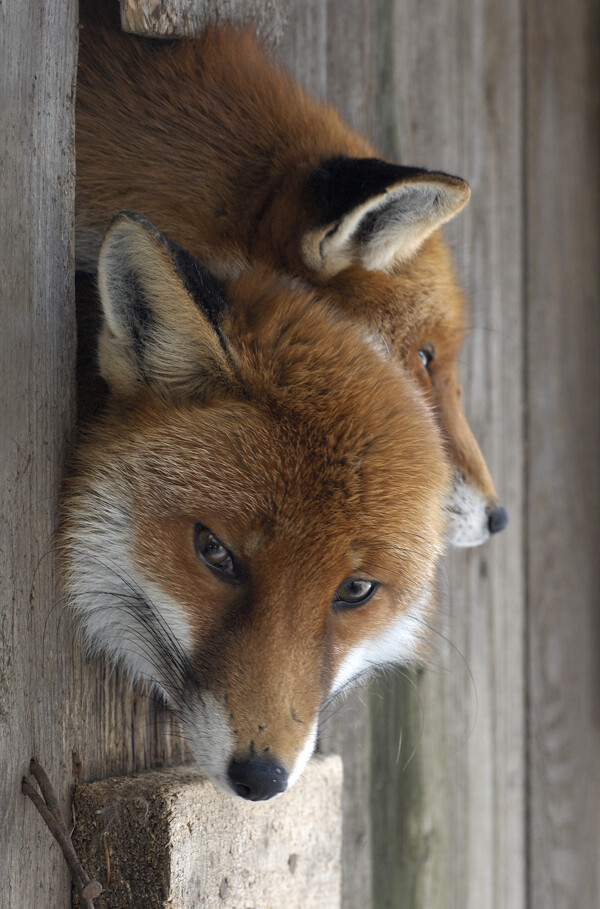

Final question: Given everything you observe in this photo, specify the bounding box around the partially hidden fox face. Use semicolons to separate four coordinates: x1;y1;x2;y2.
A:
60;213;450;800
75;15;508;547
255;155;509;546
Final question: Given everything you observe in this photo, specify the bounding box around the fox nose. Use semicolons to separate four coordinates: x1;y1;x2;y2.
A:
488;505;509;535
228;757;288;801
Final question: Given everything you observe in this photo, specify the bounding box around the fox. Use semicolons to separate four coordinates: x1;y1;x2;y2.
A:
60;211;450;799
75;1;508;547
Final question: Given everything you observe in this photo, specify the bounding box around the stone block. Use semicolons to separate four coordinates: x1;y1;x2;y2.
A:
72;756;342;908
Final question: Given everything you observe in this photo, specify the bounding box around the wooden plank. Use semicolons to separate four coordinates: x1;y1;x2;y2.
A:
525;0;600;905
275;0;328;101
72;757;342;908
0;3;78;905
370;1;526;907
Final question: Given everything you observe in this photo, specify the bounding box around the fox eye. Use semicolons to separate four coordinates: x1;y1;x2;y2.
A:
195;525;239;581
418;346;434;369
333;578;378;610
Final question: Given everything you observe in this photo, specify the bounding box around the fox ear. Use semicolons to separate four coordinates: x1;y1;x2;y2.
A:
301;157;470;276
97;211;233;399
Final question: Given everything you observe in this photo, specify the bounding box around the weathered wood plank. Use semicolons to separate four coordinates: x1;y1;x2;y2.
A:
0;3;78;906
370;1;526;907
525;0;600;905
276;0;328;101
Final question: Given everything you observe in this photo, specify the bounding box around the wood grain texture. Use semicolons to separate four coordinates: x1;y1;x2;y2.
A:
525;0;600;905
275;0;328;101
370;1;526;907
0;3;78;905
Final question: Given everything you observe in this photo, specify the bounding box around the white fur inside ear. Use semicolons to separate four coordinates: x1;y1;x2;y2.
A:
302;179;470;276
98;218;172;339
96;214;232;399
356;183;459;270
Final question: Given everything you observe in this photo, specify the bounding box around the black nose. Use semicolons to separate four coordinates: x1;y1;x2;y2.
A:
488;505;509;535
228;757;288;801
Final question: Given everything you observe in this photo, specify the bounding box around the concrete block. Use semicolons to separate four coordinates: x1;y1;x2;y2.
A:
72;756;342;908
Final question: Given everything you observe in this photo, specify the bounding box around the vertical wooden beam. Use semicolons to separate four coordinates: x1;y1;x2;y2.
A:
370;1;526;906
525;0;600;905
0;3;78;904
275;0;328;102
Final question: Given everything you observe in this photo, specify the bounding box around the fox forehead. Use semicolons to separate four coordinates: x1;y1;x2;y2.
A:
98;379;444;547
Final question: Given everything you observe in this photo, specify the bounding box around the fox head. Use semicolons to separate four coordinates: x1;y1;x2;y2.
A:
61;212;450;800
257;155;508;547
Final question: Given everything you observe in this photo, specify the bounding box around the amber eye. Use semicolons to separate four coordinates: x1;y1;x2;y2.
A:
333;578;378;610
418;346;434;369
195;525;239;581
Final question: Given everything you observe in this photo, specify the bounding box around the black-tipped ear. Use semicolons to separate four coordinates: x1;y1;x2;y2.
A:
97;211;233;399
302;156;470;276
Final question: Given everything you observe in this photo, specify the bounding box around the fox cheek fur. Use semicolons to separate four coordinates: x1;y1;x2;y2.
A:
60;213;450;800
75;6;507;546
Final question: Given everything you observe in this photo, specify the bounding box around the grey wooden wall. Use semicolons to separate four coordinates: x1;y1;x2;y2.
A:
1;4;78;906
1;1;598;907
278;1;600;908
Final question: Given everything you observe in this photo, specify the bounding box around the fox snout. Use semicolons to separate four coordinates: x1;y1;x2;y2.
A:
199;609;323;800
445;473;509;547
225;711;318;801
488;504;509;535
228;756;288;801
185;682;320;800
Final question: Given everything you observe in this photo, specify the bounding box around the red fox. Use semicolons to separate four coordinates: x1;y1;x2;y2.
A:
60;212;449;799
75;3;508;547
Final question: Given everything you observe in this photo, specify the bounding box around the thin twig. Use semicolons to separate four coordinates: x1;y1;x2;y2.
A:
22;757;102;908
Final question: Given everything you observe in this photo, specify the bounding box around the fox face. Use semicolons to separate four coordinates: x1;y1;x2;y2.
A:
61;213;449;799
261;155;508;546
75;7;507;547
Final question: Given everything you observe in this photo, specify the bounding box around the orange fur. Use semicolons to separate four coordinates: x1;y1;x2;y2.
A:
76;2;506;545
61;213;449;797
